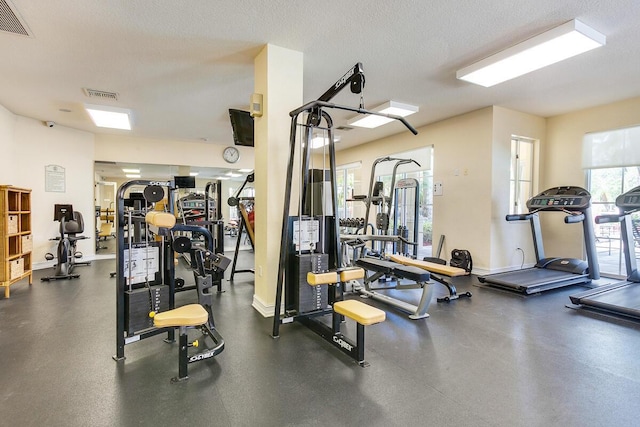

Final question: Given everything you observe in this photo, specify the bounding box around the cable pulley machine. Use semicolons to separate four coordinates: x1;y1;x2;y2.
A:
272;63;417;366
227;172;255;280
351;157;420;257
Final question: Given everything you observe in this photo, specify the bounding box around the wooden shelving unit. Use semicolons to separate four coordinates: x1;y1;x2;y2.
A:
0;185;32;298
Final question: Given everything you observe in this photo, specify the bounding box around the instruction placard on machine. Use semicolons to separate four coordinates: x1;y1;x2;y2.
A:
293;219;320;251
124;242;160;286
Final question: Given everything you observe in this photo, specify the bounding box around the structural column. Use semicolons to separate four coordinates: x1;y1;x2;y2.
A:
252;44;303;316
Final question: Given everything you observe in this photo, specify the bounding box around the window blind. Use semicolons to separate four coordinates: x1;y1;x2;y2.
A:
583;125;640;169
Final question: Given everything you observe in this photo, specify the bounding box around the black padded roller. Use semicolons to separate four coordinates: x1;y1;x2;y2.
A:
143;185;164;203
172;236;192;253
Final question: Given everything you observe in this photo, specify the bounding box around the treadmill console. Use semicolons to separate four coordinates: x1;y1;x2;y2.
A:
526;186;591;211
615;185;640;212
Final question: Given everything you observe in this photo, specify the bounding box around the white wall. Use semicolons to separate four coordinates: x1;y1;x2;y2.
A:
337;108;494;272
94;134;254;171
421;108;494;272
1;114;95;268
544;96;640;259
0;104;17;180
491;107;546;271
337;106;547;274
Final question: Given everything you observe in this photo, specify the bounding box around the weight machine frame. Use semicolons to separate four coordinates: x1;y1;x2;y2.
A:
227;173;256;280
271;63;417;362
113;179;177;361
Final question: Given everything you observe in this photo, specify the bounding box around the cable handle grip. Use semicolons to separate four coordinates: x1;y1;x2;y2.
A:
565;213;585;224
595;214;623;224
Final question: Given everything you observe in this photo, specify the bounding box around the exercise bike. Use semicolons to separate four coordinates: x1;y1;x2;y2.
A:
42;204;91;281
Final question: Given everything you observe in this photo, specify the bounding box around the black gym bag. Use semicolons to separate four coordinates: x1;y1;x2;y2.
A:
450;249;472;273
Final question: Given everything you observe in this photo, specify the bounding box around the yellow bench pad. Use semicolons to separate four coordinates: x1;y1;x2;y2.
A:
98;223;112;238
307;271;338;286
388;254;467;277
339;268;365;282
153;304;208;328
145;211;177;229
333;300;386;325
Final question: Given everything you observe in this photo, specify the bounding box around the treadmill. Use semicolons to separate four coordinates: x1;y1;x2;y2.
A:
568;185;640;320
478;186;600;294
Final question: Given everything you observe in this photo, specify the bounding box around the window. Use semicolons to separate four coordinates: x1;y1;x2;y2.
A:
583;125;640;276
336;162;361;220
509;137;535;214
587;167;640;276
374;146;434;259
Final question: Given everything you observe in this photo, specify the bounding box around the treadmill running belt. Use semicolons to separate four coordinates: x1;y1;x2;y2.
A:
481;268;589;293
577;284;640;318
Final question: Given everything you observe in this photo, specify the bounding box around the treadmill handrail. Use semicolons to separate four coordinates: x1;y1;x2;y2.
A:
595;214;623;224
506;214;532;221
565;213;585;224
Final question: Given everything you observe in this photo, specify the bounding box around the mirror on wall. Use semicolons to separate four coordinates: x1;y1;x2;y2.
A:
94;180;117;255
93;161;253;255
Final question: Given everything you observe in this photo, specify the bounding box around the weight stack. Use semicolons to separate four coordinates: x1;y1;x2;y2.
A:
125;285;170;335
287;253;329;314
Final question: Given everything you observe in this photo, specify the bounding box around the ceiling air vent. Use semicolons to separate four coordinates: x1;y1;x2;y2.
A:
0;0;31;37
83;88;119;101
336;126;354;131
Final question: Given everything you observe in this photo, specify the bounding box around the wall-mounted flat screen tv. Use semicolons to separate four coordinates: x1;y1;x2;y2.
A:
174;175;196;189
229;109;254;147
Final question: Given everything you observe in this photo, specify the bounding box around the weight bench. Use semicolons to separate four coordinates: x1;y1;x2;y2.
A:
98;222;113;240
304;267;385;367
355;257;433;319
388;254;472;302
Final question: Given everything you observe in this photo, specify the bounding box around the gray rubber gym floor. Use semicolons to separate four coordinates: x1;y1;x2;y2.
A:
1;252;640;427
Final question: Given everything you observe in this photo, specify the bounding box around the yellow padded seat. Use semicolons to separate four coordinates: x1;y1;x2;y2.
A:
333;300;386;326
153;304;208;328
145;211;176;229
98;223;113;238
307;271;338;286
340;268;365;282
388;254;467;277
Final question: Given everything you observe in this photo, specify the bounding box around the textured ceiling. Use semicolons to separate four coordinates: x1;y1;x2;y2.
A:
2;0;640;152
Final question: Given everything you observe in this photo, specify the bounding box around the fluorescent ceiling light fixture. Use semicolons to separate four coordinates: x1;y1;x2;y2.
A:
122;168;139;173
85;104;132;130
310;136;328;149
226;172;242;178
309;134;341;149
189;172;199;176
215;176;230;180
238;169;253;173
125;174;141;178
348;101;418;129
456;19;606;87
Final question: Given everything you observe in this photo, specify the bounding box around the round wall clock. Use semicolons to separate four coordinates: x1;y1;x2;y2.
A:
223;146;240;163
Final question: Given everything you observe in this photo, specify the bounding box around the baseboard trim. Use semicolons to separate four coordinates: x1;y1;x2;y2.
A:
252;294;275;318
